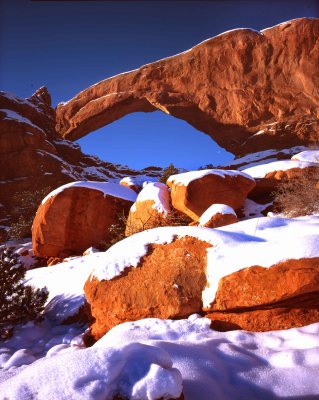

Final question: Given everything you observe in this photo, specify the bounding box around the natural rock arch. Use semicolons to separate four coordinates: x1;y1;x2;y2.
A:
56;18;319;156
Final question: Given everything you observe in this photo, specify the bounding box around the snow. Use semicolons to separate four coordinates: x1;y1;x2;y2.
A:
131;182;170;215
2;314;319;399
1;215;319;398
243;159;318;178
292;150;319;163
41;181;137;204
199;204;236;226
0;109;44;133
167;168;254;187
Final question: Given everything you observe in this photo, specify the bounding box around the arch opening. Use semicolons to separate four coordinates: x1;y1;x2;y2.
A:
76;111;234;170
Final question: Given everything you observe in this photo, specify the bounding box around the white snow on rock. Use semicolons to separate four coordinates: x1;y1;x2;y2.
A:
243;160;318;178
88;216;319;307
131;182;170;215
292;150;319;163
119;176;137;186
199;204;236;226
0;109;44;132
41;181;137;204
167;169;255;186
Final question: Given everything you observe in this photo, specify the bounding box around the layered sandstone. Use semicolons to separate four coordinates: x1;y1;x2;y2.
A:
206;258;319;331
56;18;319;155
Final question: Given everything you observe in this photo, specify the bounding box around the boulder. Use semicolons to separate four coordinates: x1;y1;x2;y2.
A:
198;204;237;228
125;182;171;236
32;182;136;258
56;18;319;156
205;258;319;331
243;160;319;201
167;169;255;221
84;235;211;341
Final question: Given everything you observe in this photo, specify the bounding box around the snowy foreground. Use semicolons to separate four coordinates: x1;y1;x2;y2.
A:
1;215;319;399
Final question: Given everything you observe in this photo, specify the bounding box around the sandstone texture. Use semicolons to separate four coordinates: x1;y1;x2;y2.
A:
125;182;171;236
32;185;135;258
167;170;255;221
206;258;319;331
56;18;319;156
84;236;211;340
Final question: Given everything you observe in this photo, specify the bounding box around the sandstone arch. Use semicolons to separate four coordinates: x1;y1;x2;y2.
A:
56;18;319;156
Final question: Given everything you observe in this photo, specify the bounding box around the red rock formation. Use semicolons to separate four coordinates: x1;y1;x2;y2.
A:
0;90;163;240
32;184;135;258
167;170;255;221
56;18;319;155
206;258;319;331
84;236;211;340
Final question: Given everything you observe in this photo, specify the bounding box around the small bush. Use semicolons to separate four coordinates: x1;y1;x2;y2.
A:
0;247;48;338
8;187;51;239
272;170;319;217
159;163;179;183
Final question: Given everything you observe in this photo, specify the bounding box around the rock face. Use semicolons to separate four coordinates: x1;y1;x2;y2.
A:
167;170;255;221
198;204;238;228
206;258;319;331
84;236;211;340
125;182;171;236
56;18;319;156
0;90;162;240
32;183;136;258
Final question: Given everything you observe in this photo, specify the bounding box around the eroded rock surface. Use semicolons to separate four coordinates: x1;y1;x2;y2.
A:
84;236;211;340
56;18;319;155
206;258;319;331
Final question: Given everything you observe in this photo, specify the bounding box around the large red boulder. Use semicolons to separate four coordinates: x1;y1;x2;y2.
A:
56;18;319;156
32;182;136;258
167;169;255;221
84;235;211;341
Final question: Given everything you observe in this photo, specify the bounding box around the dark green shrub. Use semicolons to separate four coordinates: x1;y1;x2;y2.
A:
0;247;48;338
8;187;51;239
158;163;179;183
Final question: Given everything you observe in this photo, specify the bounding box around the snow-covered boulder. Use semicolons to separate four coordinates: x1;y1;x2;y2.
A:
291;150;319;163
167;169;255;221
125;182;171;236
84;232;211;340
198;204;237;228
84;216;319;338
243;159;319;201
32;181;137;258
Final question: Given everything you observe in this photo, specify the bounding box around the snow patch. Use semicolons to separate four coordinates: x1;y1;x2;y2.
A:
131;182;170;216
243;160;318;178
167;169;254;187
0;109;44;133
292;150;319;163
42;181;137;204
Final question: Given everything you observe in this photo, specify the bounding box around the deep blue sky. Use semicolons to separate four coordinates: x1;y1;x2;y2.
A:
1;1;318;170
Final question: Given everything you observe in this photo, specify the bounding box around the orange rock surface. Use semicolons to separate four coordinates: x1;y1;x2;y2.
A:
32;186;134;258
206;258;319;331
167;171;255;221
56;18;319;155
84;236;211;340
